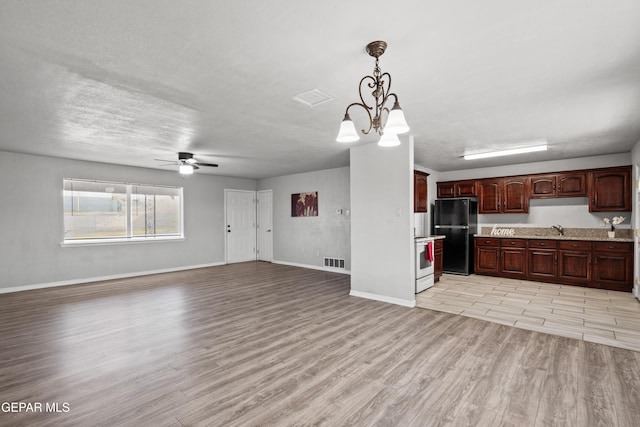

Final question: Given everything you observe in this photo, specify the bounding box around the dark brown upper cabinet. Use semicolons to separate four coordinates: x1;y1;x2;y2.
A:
455;180;476;197
557;172;587;197
436;182;455;198
437;165;630;214
530;172;586;198
503;177;529;213
414;170;429;212
477;178;502;214
436;180;476;198
477;177;528;214
588;166;632;212
529;174;556;198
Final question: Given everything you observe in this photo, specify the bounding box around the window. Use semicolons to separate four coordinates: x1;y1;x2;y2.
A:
63;179;183;243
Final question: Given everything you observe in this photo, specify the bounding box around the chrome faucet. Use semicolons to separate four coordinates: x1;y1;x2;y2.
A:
551;224;564;236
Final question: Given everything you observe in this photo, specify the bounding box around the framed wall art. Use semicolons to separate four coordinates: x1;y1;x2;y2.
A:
291;192;318;217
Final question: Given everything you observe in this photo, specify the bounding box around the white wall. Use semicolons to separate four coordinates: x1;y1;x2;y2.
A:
257;167;351;271
438;153;633;230
350;138;415;307
0;151;256;290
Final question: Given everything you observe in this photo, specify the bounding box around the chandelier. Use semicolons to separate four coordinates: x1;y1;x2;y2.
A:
336;41;410;147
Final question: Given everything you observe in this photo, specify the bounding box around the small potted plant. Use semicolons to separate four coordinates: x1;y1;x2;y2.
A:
603;216;625;238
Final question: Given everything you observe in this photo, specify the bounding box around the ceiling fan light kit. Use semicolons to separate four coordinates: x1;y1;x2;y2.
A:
463;143;548;160
336;40;410;147
155;152;219;174
179;164;195;175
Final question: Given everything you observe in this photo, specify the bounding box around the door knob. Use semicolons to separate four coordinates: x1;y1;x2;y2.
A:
266;229;272;232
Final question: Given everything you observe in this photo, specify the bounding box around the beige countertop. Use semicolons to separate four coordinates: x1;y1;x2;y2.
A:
475;226;634;243
415;235;446;240
474;234;633;243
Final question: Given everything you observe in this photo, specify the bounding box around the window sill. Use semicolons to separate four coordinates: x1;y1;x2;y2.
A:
60;236;185;247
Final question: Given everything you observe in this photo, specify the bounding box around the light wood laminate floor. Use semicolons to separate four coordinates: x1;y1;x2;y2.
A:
1;262;640;426
417;274;640;352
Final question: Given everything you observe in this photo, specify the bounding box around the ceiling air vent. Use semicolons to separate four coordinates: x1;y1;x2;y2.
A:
292;89;334;107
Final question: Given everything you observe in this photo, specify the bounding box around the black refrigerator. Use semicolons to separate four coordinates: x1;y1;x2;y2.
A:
433;198;478;275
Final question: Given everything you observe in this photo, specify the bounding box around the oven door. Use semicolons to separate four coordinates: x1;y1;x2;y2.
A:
416;241;435;278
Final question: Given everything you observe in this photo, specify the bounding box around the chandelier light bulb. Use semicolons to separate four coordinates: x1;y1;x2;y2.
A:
378;132;401;147
336;113;360;143
384;101;410;134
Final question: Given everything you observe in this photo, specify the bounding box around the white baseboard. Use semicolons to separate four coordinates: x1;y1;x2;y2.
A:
349;290;416;308
0;262;226;294
272;260;351;275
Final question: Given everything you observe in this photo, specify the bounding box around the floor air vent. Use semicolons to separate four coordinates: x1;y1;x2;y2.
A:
324;257;345;269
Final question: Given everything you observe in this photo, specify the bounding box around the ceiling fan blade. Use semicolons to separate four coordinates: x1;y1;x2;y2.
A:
193;165;200;170
196;162;219;167
154;158;176;163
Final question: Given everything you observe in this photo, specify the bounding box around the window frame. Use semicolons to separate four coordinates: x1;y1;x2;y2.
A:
61;178;184;246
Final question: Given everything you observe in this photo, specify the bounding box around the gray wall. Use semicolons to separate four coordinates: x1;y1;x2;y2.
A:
258;167;351;270
350;139;415;306
0;151;256;289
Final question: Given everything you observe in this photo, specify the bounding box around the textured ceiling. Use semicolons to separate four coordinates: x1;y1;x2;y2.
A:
1;1;640;178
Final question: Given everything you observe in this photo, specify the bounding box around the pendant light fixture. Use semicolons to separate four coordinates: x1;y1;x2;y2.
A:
336;41;410;146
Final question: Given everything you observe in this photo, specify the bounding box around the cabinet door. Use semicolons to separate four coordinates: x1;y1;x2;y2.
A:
592;252;633;292
414;171;429;212
475;246;500;274
500;248;527;277
588;166;631;212
437;182;455;198
477;178;502;214
434;239;443;281
558;250;591;284
529;174;556;198
455;180;476;197
528;249;557;280
503;177;529;213
557;172;586;197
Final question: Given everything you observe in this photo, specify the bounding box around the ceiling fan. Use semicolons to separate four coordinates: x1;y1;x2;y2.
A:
156;152;218;174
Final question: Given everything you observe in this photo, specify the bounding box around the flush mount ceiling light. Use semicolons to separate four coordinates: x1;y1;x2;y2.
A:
463;143;548;160
336;41;410;146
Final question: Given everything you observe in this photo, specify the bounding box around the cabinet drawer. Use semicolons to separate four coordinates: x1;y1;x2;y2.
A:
593;241;632;253
527;239;558;249
476;237;499;247
559;241;592;251
501;239;526;248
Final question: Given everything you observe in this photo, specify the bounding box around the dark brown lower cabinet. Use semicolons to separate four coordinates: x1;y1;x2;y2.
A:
434;239;443;282
475;238;500;274
474;238;633;292
558;241;592;285
501;247;527;278
528;249;557;280
592;242;633;292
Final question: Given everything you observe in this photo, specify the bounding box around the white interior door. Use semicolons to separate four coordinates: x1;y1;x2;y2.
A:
257;190;273;262
225;189;256;263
